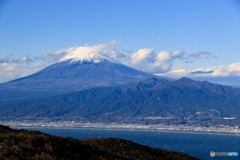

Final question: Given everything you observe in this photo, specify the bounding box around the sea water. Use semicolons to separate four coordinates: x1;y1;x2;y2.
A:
20;127;240;160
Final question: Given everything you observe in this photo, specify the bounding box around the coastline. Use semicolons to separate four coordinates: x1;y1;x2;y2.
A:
2;121;240;136
15;126;240;137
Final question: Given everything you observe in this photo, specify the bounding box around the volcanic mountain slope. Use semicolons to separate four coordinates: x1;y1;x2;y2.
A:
2;77;240;126
0;51;158;104
0;125;199;160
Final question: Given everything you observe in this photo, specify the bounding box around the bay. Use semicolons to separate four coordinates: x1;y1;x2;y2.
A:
20;127;240;160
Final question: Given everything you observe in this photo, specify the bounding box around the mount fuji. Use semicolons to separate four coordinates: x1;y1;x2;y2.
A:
0;50;161;103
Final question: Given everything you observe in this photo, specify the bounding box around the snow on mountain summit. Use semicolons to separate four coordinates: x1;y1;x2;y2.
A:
59;46;117;64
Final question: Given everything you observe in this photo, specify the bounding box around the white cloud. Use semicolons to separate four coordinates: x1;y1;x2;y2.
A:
41;47;75;63
227;62;240;75
39;41;187;74
0;55;49;83
212;62;240;77
130;48;156;72
129;49;185;73
155;68;189;78
187;63;240;77
41;42;185;74
101;49;131;63
0;61;44;83
153;61;240;85
157;62;240;80
131;48;155;65
42;40;120;63
0;55;33;64
155;50;171;62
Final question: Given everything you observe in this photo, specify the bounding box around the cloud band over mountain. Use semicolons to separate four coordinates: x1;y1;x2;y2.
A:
0;40;240;86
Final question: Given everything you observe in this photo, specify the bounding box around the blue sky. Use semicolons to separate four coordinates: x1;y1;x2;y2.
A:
0;0;240;85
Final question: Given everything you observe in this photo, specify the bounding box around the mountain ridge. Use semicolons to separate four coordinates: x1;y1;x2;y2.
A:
1;77;239;127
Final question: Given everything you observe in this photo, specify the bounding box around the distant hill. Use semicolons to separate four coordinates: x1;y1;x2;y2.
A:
0;125;199;160
1;77;240;127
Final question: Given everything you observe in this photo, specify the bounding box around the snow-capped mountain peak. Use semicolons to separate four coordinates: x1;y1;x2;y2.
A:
59;46;117;64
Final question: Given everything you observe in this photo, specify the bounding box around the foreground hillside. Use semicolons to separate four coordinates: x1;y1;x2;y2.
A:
0;125;199;160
